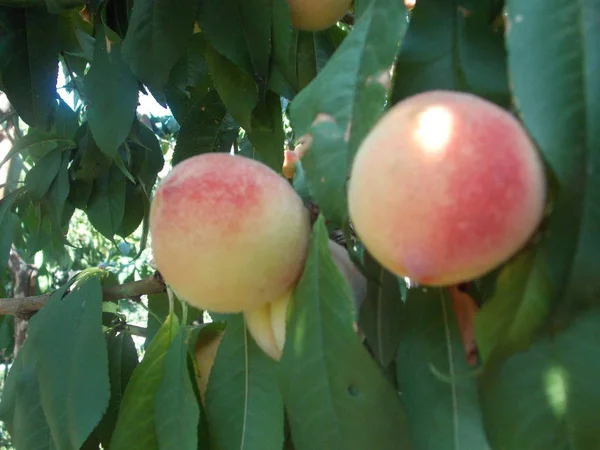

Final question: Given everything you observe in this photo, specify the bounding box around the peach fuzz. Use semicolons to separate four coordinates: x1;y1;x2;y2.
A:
348;90;546;286
150;153;311;313
287;0;352;31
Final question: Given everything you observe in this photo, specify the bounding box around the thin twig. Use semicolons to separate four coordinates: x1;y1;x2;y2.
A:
0;274;167;317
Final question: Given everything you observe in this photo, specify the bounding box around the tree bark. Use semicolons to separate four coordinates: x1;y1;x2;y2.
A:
7;247;38;358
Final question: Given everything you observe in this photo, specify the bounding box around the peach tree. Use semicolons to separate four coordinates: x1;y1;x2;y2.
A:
0;0;598;449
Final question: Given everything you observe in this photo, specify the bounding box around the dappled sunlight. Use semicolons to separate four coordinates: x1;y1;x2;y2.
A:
543;365;569;418
414;106;454;158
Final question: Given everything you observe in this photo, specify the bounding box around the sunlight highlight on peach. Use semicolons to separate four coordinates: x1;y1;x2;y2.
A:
415;106;453;156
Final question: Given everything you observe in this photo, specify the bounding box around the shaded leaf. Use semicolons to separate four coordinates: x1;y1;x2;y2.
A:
86;24;138;159
24;147;63;199
206;314;283;450
474;250;552;362
246;90;285;171
279;216;411;450
359;251;404;369
1;7;59;129
504;0;600;314
110;312;180;450
155;327;199;450
197;0;255;76
0;356;56;450
0;278;110;450
96;331;139;448
397;287;489;450
290;0;408;158
204;42;258;131
172;89;239;166
480;308;600;450
86;164;127;239
122;0;196;103
392;0;510;107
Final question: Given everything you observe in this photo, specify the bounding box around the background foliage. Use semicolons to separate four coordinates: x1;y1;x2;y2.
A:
0;0;598;449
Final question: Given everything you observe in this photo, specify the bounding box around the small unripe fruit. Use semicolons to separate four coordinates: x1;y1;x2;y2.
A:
150;153;311;313
245;240;367;360
194;330;223;404
348;90;546;286
282;150;299;179
287;0;352;31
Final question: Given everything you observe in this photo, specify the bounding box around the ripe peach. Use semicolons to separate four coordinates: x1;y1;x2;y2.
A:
287;0;352;31
245;240;367;360
194;330;223;404
150;153;311;313
348;90;546;286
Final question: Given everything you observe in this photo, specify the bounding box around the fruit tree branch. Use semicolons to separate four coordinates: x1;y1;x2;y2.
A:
0;274;166;317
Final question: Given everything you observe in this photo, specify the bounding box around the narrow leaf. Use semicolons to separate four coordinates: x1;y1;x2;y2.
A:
480;308;600;449
205;314;284;450
359;251;404;369
122;0;196;102
86;164;127;239
504;0;600;312
397;287;490;450
279;216;411;450
1;7;59;129
110;312;180;450
172;89;239;166
86;24;138;159
155;328;200;450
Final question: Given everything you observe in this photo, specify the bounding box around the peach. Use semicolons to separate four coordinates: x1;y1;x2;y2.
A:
245;240;367;360
348;90;546;286
194;329;223;404
150;153;311;313
287;0;352;31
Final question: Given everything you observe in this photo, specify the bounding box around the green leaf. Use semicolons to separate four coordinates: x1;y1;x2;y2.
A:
130;122;165;190
504;0;600;313
246;90;285;171
359;251;404;369
110;312;180;450
205;314;284;450
74;130;113;182
204;42;258;131
0;190;21;270
86;164;127;240
1;7;59;129
24;147;63;199
46;148;71;224
155;327;200;450
121;0;196;103
480;308;600;449
279;216;411;450
85;24;138;159
0;129;75;167
392;0;510;107
197;0;256;76
300;120;349;226
396;287;490;450
474;250;553;362
172;89;239;166
0;356;55;450
116;183;145;238
96;331;139;448
0;315;15;361
165;33;212;123
290;0;408;159
8;278;110;450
